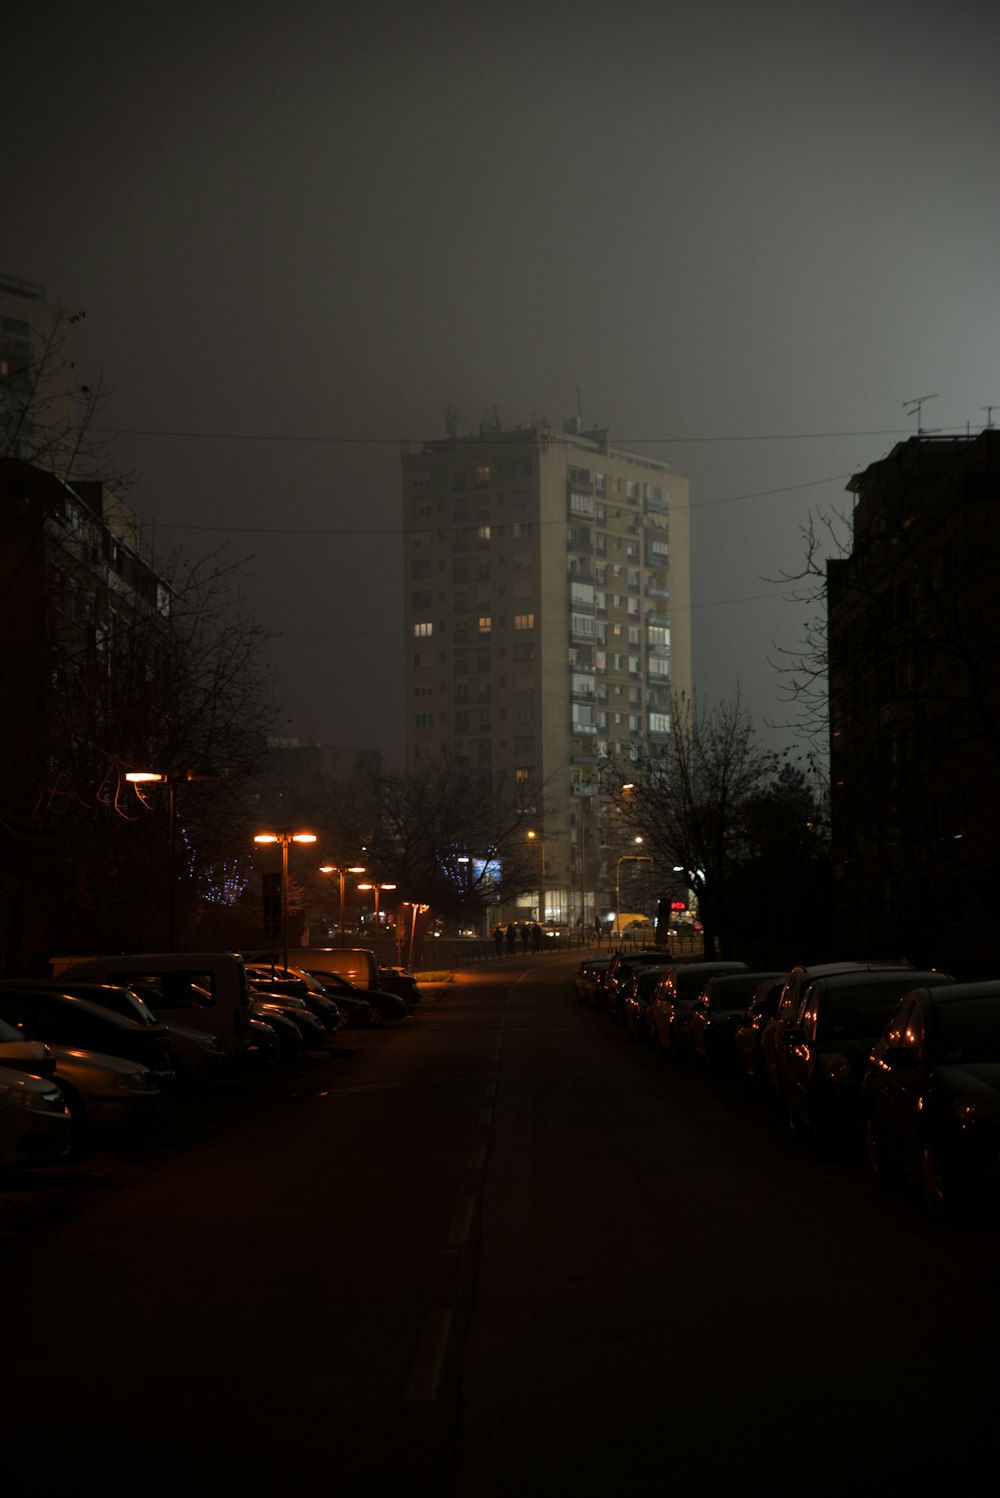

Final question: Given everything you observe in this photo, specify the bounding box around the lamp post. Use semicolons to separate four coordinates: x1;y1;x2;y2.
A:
615;840;653;941
126;768;219;951
527;829;545;923
402;901;430;968
357;882;396;970
254;831;317;972
318;863;366;946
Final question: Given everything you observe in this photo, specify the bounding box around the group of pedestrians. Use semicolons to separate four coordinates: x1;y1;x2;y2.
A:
492;920;545;954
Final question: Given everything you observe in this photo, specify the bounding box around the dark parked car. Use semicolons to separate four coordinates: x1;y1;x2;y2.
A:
864;980;1000;1219
784;969;952;1152
244;966;342;1032
306;970;407;1021
761;961;913;1105
622;963;673;1042
689;971;787;1071
734;978;787;1091
576;957;613;1006
0;987;175;1088
605;950;671;1025
647;962;749;1059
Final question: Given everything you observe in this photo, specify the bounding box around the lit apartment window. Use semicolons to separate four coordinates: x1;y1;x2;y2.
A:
514;613;535;630
515;767;531;782
648;624;669;648
413;622;433;637
649;712;671;734
478;525;491;541
478;616;492;633
477;465;491;487
569;491;595;515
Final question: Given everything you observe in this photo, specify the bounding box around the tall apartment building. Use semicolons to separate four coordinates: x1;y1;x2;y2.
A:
402;417;692;927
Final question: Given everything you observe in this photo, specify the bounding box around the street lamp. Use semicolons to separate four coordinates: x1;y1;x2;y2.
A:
254;831;318;972
318;863;367;947
126;768;219;951
401;901;430;967
527;829;545;923
615;841;653;941
357;881;396;970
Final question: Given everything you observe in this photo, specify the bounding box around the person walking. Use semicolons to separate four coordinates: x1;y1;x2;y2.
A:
506;922;517;955
531;921;543;952
520;922;530;953
492;923;504;955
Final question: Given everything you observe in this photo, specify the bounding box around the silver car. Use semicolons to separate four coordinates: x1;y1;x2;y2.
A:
0;1063;71;1165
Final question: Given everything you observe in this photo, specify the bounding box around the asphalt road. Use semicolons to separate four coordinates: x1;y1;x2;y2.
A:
2;957;998;1495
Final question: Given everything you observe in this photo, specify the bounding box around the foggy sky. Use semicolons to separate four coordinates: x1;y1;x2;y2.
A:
8;0;999;764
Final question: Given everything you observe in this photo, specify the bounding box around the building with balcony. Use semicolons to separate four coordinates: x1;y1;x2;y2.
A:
827;428;1000;973
402;416;692;927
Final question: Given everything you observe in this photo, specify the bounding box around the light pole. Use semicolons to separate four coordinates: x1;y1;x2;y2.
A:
357;881;396;970
126;768;219;951
527;829;545;923
615;840;653;940
319;863;366;946
402;901;430;967
254;831;317;972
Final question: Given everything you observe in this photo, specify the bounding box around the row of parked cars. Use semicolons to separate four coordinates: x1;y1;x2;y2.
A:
0;949;421;1168
576;949;1000;1223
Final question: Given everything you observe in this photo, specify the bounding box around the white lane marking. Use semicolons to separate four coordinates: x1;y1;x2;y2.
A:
404;1309;453;1403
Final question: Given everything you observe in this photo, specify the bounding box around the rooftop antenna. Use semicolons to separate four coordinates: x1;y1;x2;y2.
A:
982;406;997;429
903;394;938;434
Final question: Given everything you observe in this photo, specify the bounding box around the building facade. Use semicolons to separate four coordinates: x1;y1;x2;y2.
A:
828;429;1000;973
402;417;692;928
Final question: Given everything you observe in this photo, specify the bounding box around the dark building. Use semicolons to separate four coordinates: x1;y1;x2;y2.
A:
827;429;1000;974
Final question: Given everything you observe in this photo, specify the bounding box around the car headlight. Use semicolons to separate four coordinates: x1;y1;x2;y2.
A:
23;1085;65;1112
113;1071;156;1092
952;1095;1000;1125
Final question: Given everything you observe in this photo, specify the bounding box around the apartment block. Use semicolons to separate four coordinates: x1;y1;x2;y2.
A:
402;417;692;927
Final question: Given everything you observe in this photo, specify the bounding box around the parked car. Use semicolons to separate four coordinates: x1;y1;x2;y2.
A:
0;987;175;1088
19;979;228;1089
379;967;422;1008
622;964;673;1041
689;971;788;1071
575;957;613;1005
301;971;379;1028
864;979;1000;1219
760;960;913;1105
734;978;787;1091
249;1001;304;1061
56;953;254;1062
306;970;407;1021
605;950;671;1025
784;969;953;1152
246;985;327;1049
0;1064;71;1165
244;966;343;1031
647;962;750;1059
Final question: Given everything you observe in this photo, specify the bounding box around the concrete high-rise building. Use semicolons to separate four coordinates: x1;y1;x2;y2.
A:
401;416;692;929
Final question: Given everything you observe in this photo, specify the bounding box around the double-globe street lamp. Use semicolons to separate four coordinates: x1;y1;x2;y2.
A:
253;831;318;973
357;881;396;970
318;863;367;947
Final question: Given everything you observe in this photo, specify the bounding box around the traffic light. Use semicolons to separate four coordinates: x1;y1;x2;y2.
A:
262;871;282;939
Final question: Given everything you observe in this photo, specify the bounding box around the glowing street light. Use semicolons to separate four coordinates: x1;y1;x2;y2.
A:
254;831;317;972
126;768;219;951
318;863;367;947
357;881;396;970
527;829;546;923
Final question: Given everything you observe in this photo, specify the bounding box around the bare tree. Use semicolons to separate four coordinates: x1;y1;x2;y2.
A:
604;690;782;958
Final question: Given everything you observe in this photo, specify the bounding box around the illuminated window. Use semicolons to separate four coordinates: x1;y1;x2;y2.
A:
478;616;492;633
514;613;535;630
413;622;433;637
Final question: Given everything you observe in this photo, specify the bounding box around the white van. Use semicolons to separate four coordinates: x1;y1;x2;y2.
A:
281;947;380;990
51;952;254;1059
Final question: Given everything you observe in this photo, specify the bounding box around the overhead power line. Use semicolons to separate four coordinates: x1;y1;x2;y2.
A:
93;423;968;447
150;472;851;537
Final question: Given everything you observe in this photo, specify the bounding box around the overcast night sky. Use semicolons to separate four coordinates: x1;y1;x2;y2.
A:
7;0;998;764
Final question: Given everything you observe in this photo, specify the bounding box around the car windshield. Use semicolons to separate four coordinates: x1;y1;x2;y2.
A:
931;999;1000;1064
